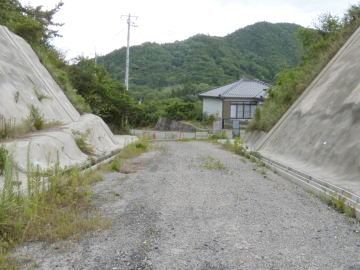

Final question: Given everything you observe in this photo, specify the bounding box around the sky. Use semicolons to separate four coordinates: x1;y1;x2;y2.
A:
20;0;359;60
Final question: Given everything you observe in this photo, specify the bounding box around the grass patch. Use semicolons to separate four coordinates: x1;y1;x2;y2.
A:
201;156;226;170
28;105;44;131
73;130;95;156
0;109;62;142
104;138;150;173
0;153;109;268
322;195;357;219
221;138;266;169
209;131;227;140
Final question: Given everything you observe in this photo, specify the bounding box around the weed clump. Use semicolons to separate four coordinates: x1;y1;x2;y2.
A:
201;156;226;170
73;130;95;155
0;116;16;140
28;106;44;131
0;154;109;268
326;196;357;218
105;138;150;172
210;131;227;140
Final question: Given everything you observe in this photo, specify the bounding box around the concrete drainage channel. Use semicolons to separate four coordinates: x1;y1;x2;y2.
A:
257;155;360;219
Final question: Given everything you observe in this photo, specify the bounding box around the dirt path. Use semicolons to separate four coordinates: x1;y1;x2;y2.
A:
17;141;360;269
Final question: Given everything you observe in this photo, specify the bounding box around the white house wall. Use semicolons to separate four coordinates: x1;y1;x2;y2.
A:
203;98;223;118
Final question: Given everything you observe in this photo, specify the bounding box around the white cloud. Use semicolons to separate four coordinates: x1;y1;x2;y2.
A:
20;0;359;59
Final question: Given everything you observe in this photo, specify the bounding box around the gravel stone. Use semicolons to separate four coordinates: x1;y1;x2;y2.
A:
16;141;360;269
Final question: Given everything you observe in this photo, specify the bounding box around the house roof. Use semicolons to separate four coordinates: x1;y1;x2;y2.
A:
199;78;271;99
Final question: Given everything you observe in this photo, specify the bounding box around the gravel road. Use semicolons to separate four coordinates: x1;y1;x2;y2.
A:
17;141;360;269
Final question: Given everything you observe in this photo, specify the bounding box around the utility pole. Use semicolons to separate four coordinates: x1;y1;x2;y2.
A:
121;14;137;91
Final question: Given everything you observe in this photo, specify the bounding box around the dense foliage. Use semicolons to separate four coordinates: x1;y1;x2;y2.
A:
68;59;139;131
99;22;303;89
0;0;91;113
248;6;360;131
0;0;140;130
96;22;304;128
4;0;358;132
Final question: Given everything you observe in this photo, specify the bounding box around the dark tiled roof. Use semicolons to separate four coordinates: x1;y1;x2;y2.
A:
199;78;270;99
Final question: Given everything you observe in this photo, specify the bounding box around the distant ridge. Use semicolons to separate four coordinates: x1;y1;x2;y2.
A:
98;22;303;89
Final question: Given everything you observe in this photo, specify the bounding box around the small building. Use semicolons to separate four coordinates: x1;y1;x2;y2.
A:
199;78;270;129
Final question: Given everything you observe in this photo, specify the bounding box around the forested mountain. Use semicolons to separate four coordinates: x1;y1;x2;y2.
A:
99;22;303;89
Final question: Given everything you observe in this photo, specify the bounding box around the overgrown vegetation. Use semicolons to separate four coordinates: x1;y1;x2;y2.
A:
73;130;95;155
221;138;266;168
0;107;61;142
104;138;150;173
68;58;139;132
0;154;108;269
320;194;357;219
28;105;44;131
249;5;360;131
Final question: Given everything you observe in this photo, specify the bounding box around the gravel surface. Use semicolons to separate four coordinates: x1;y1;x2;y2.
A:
16;141;360;269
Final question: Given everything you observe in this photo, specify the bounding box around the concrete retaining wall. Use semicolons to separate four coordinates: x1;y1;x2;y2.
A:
0;26;137;190
257;26;360;196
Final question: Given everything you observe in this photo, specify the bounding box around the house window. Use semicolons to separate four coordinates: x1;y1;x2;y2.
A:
230;105;237;118
230;102;257;119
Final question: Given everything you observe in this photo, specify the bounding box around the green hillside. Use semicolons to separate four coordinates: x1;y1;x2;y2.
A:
249;9;360;131
99;22;303;89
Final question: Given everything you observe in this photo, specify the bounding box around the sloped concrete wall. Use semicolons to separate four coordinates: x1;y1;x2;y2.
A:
0;26;137;190
0;26;79;123
257;27;360;194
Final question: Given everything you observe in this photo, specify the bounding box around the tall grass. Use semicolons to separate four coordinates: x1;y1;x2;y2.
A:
0;151;107;268
0;109;62;142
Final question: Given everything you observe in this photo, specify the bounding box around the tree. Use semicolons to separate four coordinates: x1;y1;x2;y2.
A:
68;58;139;131
314;13;343;34
0;0;63;45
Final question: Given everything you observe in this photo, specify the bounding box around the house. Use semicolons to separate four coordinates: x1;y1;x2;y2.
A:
199;78;270;128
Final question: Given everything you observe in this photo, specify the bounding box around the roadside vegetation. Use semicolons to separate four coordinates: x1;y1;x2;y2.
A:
319;194;357;219
0;138;150;269
221;138;357;219
103;138;150;173
0;153;107;269
249;5;360;131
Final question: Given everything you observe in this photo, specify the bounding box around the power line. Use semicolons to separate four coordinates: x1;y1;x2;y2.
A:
121;14;138;91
